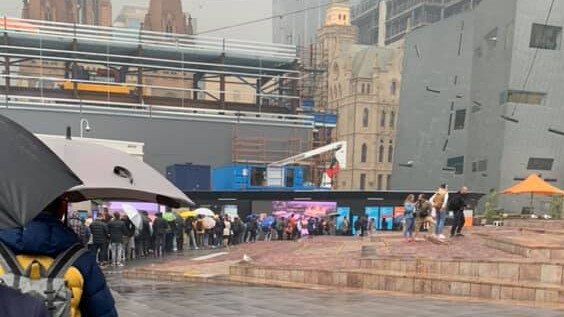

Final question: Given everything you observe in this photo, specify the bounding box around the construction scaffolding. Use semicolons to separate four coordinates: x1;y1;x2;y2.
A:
0;17;302;114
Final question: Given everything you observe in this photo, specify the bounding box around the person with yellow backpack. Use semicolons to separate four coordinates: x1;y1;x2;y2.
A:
0;197;118;317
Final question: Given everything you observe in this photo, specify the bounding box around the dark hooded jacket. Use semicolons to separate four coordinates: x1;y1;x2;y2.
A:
0;213;117;317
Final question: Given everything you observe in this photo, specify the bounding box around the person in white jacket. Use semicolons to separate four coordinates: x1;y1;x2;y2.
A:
430;184;449;240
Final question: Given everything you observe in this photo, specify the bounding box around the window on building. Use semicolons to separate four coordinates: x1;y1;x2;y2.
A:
361;83;365;94
472;162;477;172
360;173;366;190
361;143;368;163
366;84;371;94
529;23;562;50
386;175;391;190
390;80;397;95
390;111;395;128
478;159;488;172
527;158;554;171
388;144;393;163
250;167;266;186
378;144;384;163
454;109;466;130
447;156;464;175
500;90;546;105
362;108;369;127
377;174;383;190
380;110;386;127
165;25;173;33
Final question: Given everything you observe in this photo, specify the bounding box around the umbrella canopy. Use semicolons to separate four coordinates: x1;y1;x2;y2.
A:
326;212;340;217
122;204;142;231
195;208;215;217
203;217;216;229
0;115;82;229
39;137;193;208
501;174;564;214
501;174;564;196
162;211;176;222
262;216;275;227
178;210;197;219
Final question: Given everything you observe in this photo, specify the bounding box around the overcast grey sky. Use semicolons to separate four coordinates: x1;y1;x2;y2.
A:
0;0;273;42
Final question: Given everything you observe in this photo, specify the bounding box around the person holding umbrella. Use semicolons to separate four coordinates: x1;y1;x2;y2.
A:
0;114;117;317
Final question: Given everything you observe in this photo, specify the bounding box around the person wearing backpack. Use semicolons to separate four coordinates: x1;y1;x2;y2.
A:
414;194;435;239
430;184;449;240
0;197;117;317
403;194;416;242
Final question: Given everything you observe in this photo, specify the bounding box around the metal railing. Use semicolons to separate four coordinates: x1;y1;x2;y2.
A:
1;17;297;60
0;95;314;129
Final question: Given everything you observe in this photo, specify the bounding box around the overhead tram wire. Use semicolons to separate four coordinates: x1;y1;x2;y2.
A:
511;0;556;116
196;0;349;35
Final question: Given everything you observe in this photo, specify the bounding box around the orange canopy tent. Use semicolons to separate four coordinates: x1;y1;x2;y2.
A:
501;174;564;213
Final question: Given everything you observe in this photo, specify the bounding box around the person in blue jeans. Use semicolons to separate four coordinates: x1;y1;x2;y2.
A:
430;184;449;240
403;194;416;242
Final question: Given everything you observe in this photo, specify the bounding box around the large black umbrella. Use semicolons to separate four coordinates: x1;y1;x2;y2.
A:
0;115;82;229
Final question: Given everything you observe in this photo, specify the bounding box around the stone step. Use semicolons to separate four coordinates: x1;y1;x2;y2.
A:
477;233;564;260
229;264;564;305
359;257;564;286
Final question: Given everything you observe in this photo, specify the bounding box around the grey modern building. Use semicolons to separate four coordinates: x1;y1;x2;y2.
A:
392;0;564;213
352;0;483;46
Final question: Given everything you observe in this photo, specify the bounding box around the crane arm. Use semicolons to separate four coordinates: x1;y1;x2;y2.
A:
268;141;347;167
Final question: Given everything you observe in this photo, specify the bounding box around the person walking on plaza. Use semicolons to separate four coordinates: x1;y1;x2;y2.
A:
414;194;435;239
450;186;469;237
152;212;169;257
430;184;449;240
108;212;127;267
89;214;109;266
403;194;416;242
175;213;185;251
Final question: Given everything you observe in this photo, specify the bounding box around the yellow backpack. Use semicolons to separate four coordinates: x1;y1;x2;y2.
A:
0;242;86;317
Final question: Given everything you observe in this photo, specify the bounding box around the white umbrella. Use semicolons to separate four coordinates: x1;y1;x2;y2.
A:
203;217;216;229
39;137;193;208
195;208;214;217
122;203;142;231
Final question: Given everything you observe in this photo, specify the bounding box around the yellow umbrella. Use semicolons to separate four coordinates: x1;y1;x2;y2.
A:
178;209;197;219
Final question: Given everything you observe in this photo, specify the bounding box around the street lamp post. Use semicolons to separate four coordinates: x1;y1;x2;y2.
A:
80;118;91;138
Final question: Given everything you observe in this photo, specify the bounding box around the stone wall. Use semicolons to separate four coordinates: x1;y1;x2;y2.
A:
503;220;564;230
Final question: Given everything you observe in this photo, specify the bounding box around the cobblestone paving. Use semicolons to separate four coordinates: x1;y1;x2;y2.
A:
109;276;564;317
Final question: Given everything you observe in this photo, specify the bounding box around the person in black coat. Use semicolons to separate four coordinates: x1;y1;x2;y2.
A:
89;215;109;265
449;186;469;237
152;213;169;257
107;212;128;266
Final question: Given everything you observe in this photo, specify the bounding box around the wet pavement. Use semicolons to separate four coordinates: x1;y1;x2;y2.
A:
108;275;564;317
